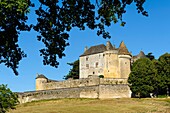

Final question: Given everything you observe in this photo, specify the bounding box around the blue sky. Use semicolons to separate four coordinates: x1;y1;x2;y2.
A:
0;0;170;92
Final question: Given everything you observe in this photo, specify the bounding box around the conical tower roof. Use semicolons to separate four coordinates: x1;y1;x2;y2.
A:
118;41;131;56
106;41;114;50
36;74;47;79
137;51;146;58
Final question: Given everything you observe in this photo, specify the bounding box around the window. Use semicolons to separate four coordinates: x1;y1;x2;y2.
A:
86;57;89;61
86;64;89;68
96;62;98;68
93;72;95;74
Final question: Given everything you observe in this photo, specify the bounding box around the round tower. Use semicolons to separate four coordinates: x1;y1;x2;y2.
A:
36;74;48;90
104;41;120;78
118;41;132;78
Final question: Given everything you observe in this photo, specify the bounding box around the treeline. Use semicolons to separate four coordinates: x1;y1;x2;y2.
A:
128;53;170;98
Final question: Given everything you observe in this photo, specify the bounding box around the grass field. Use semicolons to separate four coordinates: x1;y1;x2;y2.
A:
8;98;170;113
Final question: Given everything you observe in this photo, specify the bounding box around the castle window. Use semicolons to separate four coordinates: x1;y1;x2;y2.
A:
93;72;95;74
96;62;98;68
86;57;89;61
86;64;89;68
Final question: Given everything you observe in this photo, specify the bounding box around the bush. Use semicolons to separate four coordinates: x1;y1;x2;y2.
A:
0;84;19;113
98;75;104;78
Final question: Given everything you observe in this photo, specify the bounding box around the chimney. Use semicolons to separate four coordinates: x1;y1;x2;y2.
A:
84;46;88;52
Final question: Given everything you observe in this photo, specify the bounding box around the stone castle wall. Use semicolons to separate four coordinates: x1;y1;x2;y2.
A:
18;78;131;103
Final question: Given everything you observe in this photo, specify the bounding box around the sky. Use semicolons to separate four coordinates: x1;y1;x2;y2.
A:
0;0;170;92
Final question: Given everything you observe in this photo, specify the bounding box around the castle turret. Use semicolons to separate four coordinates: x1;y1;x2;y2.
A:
36;74;48;90
104;41;120;78
118;41;131;78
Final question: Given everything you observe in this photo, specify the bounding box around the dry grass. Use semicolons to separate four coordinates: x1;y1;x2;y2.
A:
8;98;170;113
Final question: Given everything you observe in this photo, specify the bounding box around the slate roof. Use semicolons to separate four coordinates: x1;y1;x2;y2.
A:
137;51;146;58
118;41;131;56
80;44;107;57
132;51;146;60
80;41;131;57
36;74;48;79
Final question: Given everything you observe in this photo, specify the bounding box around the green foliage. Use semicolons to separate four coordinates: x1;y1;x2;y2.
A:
0;0;34;75
98;75;104;78
0;0;148;75
0;84;19;113
157;53;170;95
146;52;155;60
129;53;170;97
128;58;157;98
64;60;79;80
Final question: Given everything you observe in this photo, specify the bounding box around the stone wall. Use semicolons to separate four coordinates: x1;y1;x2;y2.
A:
36;77;128;90
80;53;105;78
44;77;100;90
18;78;131;104
18;85;99;104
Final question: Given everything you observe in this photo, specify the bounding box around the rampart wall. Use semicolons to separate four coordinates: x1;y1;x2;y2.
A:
18;78;131;104
40;77;128;90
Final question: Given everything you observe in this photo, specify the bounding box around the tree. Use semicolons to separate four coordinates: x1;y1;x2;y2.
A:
0;84;19;113
0;0;34;75
128;58;157;98
157;53;170;95
0;0;148;75
64;59;79;80
146;52;155;61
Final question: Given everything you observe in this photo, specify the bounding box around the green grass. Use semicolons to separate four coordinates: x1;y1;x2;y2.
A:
8;98;170;113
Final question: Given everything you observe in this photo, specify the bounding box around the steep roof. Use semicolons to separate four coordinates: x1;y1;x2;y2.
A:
80;44;107;57
106;41;114;50
118;41;131;56
137;51;146;58
36;74;48;79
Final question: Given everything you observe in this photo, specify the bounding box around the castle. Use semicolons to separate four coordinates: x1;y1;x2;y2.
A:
18;41;146;103
80;41;131;79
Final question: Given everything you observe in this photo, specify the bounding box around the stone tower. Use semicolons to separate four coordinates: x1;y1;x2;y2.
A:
118;41;132;78
36;74;48;90
104;41;120;78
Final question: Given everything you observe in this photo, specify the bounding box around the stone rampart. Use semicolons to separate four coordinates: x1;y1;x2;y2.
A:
18;78;131;104
18;86;99;104
39;77;128;90
44;77;100;90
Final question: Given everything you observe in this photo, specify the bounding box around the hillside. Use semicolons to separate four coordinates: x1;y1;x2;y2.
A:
8;98;170;113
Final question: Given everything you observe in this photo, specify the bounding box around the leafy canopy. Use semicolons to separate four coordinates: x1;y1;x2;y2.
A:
0;84;19;113
0;0;34;75
64;59;79;80
128;58;157;97
0;0;148;75
157;53;170;94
